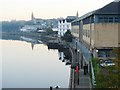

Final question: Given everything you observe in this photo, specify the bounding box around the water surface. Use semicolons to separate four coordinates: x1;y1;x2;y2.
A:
1;40;70;88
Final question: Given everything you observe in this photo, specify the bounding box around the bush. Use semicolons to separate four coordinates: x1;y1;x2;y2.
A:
62;30;73;42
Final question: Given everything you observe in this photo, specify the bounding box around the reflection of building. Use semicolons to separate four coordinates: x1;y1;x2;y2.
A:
58;52;64;60
58;14;78;37
71;0;120;71
20;36;42;44
31;43;34;50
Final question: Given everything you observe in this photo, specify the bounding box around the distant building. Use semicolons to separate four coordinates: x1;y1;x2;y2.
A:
20;25;37;32
20;13;41;32
58;14;78;37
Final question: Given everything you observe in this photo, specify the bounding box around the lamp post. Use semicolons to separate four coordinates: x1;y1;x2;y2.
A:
77;49;80;85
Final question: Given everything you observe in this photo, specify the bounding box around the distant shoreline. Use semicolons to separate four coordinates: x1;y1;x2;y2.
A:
1;32;58;44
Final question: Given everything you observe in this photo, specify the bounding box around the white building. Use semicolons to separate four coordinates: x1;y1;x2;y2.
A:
20;13;42;32
58;16;78;37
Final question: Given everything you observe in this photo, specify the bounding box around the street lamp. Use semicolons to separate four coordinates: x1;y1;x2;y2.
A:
77;49;80;67
77;49;80;85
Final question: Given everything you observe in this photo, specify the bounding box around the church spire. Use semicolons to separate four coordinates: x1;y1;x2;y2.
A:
76;11;79;18
31;12;34;20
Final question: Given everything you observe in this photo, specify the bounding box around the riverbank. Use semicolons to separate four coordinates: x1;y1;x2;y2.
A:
1;32;58;44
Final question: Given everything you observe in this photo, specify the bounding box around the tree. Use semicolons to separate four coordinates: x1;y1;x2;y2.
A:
61;30;73;42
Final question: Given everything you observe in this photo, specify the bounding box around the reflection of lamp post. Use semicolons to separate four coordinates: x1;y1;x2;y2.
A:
77;49;80;85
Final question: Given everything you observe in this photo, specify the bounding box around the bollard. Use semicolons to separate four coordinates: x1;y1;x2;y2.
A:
50;86;52;90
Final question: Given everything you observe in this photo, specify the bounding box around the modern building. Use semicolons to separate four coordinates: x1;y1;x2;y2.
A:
58;15;78;37
71;0;120;71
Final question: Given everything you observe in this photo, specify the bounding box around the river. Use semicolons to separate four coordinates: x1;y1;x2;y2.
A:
0;38;70;89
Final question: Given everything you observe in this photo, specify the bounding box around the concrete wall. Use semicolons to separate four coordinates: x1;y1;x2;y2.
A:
83;24;95;46
94;23;119;48
82;23;119;48
71;21;120;55
118;23;120;47
71;25;79;38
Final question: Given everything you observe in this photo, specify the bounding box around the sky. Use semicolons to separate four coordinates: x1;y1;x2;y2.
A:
0;0;114;21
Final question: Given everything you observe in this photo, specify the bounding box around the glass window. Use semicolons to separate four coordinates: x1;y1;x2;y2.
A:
83;29;85;36
86;30;87;37
88;30;90;37
63;20;65;23
114;17;119;22
109;17;113;22
98;17;104;23
60;20;61;23
67;25;69;28
104;17;108;22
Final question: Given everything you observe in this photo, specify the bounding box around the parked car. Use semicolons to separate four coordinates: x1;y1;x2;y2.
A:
100;59;115;67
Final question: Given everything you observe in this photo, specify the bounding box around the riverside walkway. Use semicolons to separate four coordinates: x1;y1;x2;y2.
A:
68;42;92;90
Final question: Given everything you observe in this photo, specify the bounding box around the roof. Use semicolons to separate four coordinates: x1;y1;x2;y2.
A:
72;10;96;22
72;1;120;22
66;16;77;19
58;16;76;22
114;0;120;2
94;1;120;14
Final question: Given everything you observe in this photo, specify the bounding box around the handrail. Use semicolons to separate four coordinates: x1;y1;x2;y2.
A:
90;61;96;86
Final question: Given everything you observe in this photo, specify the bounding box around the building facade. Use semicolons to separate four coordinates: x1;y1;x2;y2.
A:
71;0;120;72
58;16;77;37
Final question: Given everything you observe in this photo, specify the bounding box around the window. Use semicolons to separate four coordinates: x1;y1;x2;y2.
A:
63;20;65;23
83;29;85;36
114;17;119;22
86;30;88;37
98;17;104;23
67;25;69;28
60;20;61;23
98;16;120;23
88;30;90;37
108;17;113;22
104;17;108;22
83;17;90;24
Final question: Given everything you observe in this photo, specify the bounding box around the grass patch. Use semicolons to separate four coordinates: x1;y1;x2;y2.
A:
91;58;119;88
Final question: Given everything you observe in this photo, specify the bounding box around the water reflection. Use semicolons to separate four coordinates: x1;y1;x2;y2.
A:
48;44;72;66
31;43;34;50
1;40;70;88
0;40;2;90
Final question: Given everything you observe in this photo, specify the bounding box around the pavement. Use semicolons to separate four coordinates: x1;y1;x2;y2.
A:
76;69;91;89
68;42;92;89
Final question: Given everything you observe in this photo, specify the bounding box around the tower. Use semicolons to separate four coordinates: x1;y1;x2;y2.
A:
76;11;79;18
31;12;34;20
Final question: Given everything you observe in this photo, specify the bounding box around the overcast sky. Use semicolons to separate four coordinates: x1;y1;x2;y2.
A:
0;0;114;21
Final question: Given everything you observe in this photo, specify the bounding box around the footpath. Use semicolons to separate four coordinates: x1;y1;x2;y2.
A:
68;42;92;90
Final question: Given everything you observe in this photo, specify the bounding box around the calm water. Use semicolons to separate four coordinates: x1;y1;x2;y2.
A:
1;40;70;88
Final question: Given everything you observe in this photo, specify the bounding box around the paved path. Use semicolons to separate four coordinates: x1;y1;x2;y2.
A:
68;42;92;89
76;69;91;89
